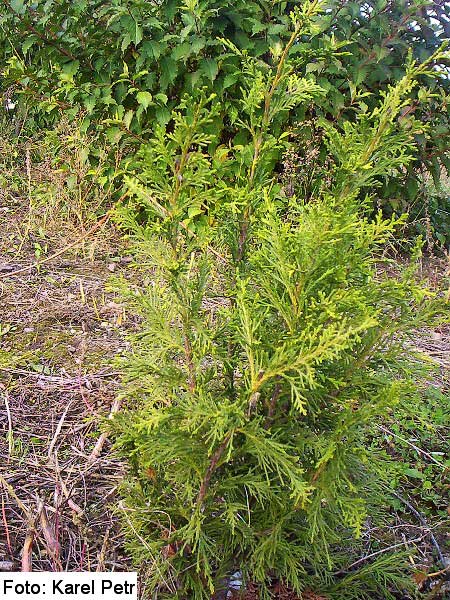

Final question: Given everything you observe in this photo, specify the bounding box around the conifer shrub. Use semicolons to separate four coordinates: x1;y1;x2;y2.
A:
111;7;448;597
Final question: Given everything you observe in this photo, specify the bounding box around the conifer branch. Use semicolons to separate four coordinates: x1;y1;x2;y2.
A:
183;331;196;393
196;432;232;508
237;4;319;263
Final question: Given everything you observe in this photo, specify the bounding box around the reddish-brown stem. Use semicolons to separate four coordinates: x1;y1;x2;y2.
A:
264;381;282;428
4;0;80;63
197;433;232;508
183;333;196;393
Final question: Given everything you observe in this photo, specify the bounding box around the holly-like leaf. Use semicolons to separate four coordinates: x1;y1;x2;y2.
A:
160;57;178;90
200;58;219;82
10;0;25;14
136;91;153;110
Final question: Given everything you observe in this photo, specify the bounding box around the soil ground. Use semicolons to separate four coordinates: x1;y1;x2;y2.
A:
0;208;133;572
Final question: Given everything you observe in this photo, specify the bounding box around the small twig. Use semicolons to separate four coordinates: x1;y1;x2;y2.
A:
264;380;282;428
48;398;76;460
77;380;94;412
21;505;42;573
1;389;13;456
51;454;84;516
1;493;12;556
0;367;120;382
334;533;429;575
78;542;87;572
0;474;32;521
427;564;450;579
3;0;82;63
119;502;177;594
87;397;122;464
37;498;62;571
67;498;84;516
96;528;110;572
378;425;445;466
21;529;35;572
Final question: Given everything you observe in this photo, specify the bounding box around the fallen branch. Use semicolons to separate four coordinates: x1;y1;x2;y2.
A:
334;533;429;575
392;490;447;568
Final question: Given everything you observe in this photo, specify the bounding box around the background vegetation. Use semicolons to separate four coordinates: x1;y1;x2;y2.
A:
1;0;449;242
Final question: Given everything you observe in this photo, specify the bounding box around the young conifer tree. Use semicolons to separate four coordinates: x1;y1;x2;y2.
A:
112;3;448;597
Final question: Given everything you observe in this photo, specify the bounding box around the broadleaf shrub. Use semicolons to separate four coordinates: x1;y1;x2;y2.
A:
1;0;449;243
110;11;448;598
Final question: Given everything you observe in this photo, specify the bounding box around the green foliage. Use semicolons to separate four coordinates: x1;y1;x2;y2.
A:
383;384;450;519
110;17;448;598
0;114;112;252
